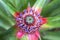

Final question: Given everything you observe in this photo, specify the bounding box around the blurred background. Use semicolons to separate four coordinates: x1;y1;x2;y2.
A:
0;0;60;40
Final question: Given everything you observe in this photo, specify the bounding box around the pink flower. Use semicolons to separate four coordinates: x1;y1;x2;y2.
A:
14;6;47;40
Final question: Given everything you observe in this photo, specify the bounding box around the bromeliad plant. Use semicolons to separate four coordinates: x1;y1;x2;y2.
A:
0;0;60;40
15;2;47;40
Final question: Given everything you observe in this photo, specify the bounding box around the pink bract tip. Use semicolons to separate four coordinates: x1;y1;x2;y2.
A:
16;31;24;39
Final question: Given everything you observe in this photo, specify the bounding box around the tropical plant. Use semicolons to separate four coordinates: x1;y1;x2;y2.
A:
0;0;60;40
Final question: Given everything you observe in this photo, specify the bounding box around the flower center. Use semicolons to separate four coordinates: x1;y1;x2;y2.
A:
26;16;34;24
24;15;35;26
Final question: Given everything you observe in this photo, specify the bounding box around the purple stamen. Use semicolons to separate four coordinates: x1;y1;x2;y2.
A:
18;23;24;28
25;28;29;33
19;13;23;17
23;10;27;13
16;18;22;21
23;25;27;29
38;20;41;23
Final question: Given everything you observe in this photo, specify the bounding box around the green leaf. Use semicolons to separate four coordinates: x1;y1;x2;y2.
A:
33;0;48;8
41;16;60;31
40;0;60;31
0;27;28;40
0;27;6;35
0;27;17;40
0;9;15;30
49;8;60;17
47;16;60;27
41;0;60;17
0;0;15;15
3;0;36;12
43;31;60;40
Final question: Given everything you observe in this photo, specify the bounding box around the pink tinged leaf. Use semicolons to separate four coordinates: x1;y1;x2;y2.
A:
14;12;20;18
16;31;24;39
27;3;31;12
35;31;40;38
27;7;31;12
41;18;47;24
32;6;42;14
28;31;40;40
35;8;42;14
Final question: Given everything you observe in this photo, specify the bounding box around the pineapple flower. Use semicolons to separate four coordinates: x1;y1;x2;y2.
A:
14;0;47;40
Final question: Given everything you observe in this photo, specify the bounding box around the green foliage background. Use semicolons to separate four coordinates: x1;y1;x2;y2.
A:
0;0;60;40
